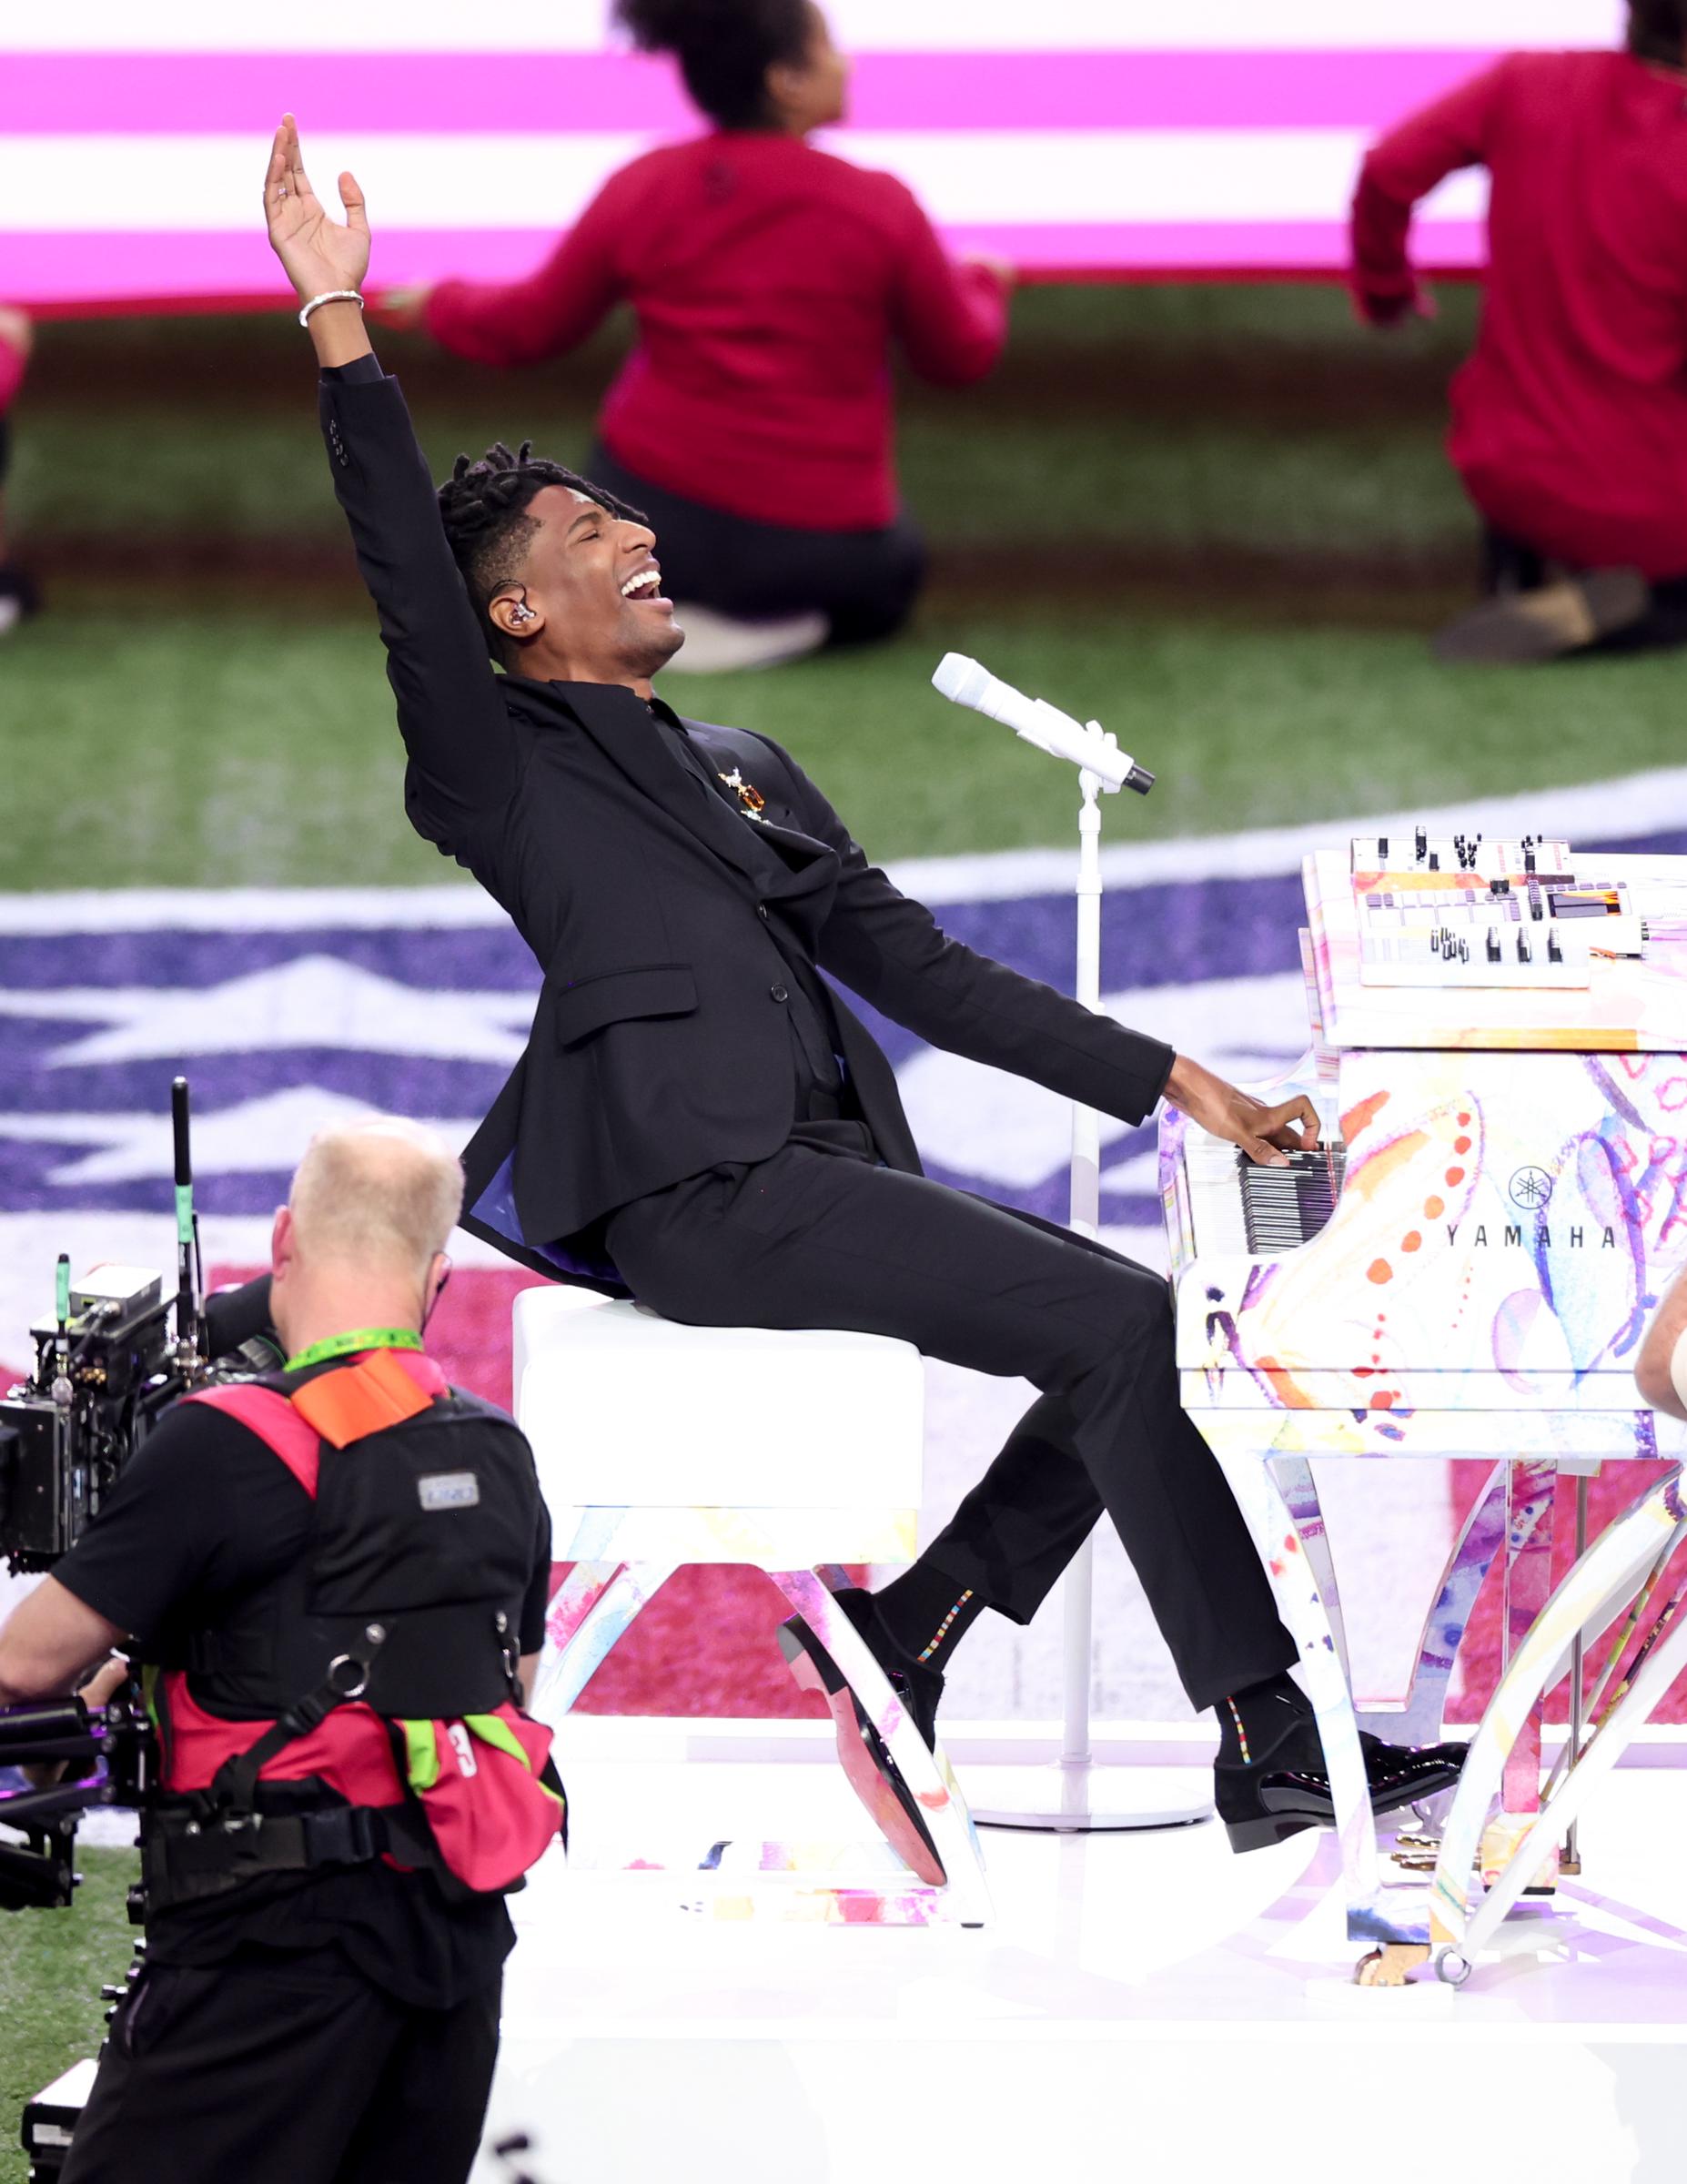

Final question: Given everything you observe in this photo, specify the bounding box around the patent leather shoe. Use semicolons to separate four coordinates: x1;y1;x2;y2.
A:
1216;1721;1468;1855
838;1587;945;1749
776;1588;946;1884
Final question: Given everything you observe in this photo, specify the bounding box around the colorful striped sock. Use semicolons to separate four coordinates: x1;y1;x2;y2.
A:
874;1564;987;1669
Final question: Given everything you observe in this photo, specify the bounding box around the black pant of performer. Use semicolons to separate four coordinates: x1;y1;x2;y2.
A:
608;1143;1297;1707
586;442;925;646
60;1947;500;2184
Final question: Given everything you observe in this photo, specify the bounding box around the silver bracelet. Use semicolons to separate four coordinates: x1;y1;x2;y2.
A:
299;289;365;329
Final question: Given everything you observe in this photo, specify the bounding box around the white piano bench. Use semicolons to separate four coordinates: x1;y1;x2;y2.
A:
511;1285;993;1926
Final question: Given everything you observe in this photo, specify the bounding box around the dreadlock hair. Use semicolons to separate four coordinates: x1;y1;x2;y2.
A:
1629;0;1687;63
437;441;646;661
614;0;813;131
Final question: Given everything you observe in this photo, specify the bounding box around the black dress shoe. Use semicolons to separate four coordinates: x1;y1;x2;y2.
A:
776;1588;946;1885
1216;1720;1468;1855
833;1587;945;1751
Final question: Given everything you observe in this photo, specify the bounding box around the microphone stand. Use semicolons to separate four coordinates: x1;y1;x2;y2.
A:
969;752;1211;1836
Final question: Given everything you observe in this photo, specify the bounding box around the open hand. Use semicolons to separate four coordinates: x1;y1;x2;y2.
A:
1165;1055;1320;1168
264;113;369;305
77;1654;132;1709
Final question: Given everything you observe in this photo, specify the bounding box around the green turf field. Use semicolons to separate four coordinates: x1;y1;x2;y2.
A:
3;283;1680;891
0;1848;136;2184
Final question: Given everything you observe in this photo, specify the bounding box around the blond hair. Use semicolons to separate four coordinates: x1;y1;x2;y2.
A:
288;1117;464;1279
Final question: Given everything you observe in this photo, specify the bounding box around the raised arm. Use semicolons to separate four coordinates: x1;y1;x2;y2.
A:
419;170;627;369
887;181;1011;386
771;739;1315;1164
264;114;373;368
263;117;519;838
1349;60;1509;328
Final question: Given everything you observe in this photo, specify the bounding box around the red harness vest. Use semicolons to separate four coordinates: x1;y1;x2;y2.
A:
146;1350;561;1902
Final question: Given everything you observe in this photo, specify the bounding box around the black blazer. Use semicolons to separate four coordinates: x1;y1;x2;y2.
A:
320;363;1175;1284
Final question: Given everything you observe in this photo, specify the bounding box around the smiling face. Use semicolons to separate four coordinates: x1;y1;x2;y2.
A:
485;485;685;691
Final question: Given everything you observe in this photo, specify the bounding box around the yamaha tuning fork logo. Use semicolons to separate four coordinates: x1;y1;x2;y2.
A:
1508;1167;1554;1212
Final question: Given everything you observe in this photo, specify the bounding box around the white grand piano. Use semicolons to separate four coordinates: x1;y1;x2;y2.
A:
1159;833;1687;1984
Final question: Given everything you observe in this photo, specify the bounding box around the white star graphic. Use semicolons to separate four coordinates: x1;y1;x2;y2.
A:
0;1089;484;1187
0;956;534;1067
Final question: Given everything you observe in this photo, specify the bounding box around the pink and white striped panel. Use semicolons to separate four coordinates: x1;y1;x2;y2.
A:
0;1;1623;308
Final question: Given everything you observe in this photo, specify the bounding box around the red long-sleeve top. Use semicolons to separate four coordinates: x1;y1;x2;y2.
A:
1351;50;1687;579
0;334;25;415
425;132;1009;532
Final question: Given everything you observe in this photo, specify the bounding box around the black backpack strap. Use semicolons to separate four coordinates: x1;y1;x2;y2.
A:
195;1633;387;1822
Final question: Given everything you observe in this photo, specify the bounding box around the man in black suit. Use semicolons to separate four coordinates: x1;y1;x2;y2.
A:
266;118;1461;1857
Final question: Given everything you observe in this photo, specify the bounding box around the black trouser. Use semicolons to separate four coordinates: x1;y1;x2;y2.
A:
606;1145;1297;1710
0;413;30;604
1482;526;1687;652
60;1946;501;2184
585;443;925;644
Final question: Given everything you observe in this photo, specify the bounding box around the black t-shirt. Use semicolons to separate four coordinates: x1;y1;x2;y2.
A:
54;1387;553;2007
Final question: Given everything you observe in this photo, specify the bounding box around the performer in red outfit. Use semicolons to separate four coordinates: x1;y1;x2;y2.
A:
0;304;37;635
1351;2;1687;662
394;0;1010;665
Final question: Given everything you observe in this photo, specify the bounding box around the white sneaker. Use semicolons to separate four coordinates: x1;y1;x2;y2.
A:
661;604;829;674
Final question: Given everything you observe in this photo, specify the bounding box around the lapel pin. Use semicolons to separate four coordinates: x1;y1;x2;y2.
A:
717;768;767;822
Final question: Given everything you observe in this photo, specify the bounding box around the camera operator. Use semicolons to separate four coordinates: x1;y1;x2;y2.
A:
0;1117;561;2184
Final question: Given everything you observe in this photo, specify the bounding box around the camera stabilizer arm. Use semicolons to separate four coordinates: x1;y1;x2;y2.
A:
0;1679;157;1912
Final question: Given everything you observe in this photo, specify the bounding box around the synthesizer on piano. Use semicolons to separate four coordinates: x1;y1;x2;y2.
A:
1350;834;1663;990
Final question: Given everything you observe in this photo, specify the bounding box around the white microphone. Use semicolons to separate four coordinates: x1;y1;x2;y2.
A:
931;654;1154;795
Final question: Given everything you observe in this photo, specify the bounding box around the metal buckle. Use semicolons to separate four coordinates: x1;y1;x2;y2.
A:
325;1654;368;1700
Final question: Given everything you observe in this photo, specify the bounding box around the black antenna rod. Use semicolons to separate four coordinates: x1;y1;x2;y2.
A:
170;1078;198;1350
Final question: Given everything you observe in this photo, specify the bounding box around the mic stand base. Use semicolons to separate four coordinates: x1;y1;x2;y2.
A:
970;1761;1212;1835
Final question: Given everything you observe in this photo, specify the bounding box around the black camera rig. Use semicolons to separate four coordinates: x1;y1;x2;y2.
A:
0;1078;280;1915
0;1079;281;1572
0;1690;157;1914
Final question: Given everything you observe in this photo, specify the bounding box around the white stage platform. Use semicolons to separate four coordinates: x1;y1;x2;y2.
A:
475;1722;1687;2184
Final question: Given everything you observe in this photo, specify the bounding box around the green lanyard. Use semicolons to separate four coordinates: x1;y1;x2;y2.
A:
283;1326;425;1373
